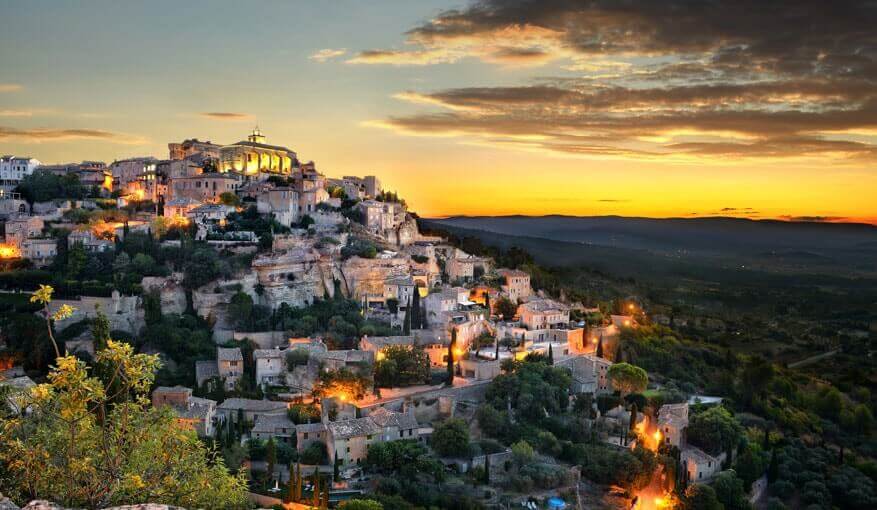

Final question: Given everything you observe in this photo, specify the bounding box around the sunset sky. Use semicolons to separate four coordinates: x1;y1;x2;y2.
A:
2;0;876;223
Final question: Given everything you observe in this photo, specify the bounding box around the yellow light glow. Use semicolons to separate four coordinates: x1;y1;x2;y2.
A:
0;244;20;259
653;430;662;443
624;320;631;327
629;304;635;310
376;351;386;361
592;337;598;344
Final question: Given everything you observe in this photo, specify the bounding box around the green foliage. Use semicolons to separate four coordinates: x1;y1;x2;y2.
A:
315;367;371;400
219;192;241;207
342;236;378;259
562;443;657;491
0;339;248;509
365;440;443;482
288;403;321;424
285;348;310;368
484;360;571;431
300;441;328;465
374;345;431;387
713;471;752;510
607;362;648;395
493;296;518;320
511;440;535;465
682;484;722;510
228;290;254;329
687;406;744;456
430;418;471;457
338;500;384;510
15;170;92;202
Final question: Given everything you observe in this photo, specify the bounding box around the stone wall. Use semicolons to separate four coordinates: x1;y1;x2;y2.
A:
49;292;143;334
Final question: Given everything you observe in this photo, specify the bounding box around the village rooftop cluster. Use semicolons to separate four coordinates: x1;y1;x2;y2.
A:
0;132;726;509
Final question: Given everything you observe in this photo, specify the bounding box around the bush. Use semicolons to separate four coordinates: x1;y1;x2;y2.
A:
300;442;327;465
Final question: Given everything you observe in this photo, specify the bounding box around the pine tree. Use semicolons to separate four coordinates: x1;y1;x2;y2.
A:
548;344;554;364
596;337;604;358
447;327;456;385
412;286;421;329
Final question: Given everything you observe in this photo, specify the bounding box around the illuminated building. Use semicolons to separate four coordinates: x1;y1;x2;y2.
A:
109;157;158;190
219;128;299;177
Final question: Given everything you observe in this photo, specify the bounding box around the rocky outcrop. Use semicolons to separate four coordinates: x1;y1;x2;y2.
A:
0;496;188;510
140;276;187;315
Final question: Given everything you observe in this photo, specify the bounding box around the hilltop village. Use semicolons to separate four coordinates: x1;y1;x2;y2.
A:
0;133;851;510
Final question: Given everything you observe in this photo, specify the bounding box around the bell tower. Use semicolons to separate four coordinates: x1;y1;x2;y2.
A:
248;126;266;144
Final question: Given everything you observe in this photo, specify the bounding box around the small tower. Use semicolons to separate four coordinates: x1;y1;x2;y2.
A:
247;126;266;144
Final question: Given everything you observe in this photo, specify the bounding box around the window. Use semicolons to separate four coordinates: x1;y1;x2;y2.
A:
303;432;309;440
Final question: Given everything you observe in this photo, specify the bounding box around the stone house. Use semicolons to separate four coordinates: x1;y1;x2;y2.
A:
326;407;419;466
295;421;328;452
519;299;570;330
254;348;285;387
497;268;531;302
216;398;288;425
217;347;244;391
657;403;689;448
151;385;217;437
252;413;297;444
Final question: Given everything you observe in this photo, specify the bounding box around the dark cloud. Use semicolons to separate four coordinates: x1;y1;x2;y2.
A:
0;126;146;144
362;0;877;161
779;215;848;222
200;112;253;120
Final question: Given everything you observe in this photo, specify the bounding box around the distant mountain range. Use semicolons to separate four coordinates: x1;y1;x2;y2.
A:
423;215;877;277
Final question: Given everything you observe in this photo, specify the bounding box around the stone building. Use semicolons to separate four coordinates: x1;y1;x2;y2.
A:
168;138;222;161
169;173;239;203
219;129;298;177
217;347;244;391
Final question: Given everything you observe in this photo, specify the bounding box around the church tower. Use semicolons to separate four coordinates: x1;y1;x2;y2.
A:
248;127;266;144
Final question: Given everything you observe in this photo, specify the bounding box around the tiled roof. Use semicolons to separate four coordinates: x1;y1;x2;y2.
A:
217;347;243;362
254;349;283;359
217;398;288;413
327;416;381;439
521;299;570;313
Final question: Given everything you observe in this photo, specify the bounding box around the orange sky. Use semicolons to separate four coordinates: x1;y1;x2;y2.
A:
1;1;875;224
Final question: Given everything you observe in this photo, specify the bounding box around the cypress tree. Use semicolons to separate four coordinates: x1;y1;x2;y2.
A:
484;292;491;319
286;463;295;503
312;473;320;507
333;451;340;482
412;286;421;329
447;327;457;385
295;462;302;501
629;402;638;432
321;480;329;509
483;453;491;484
495;337;500;361
548;343;554;364
403;297;412;335
596;337;604;358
